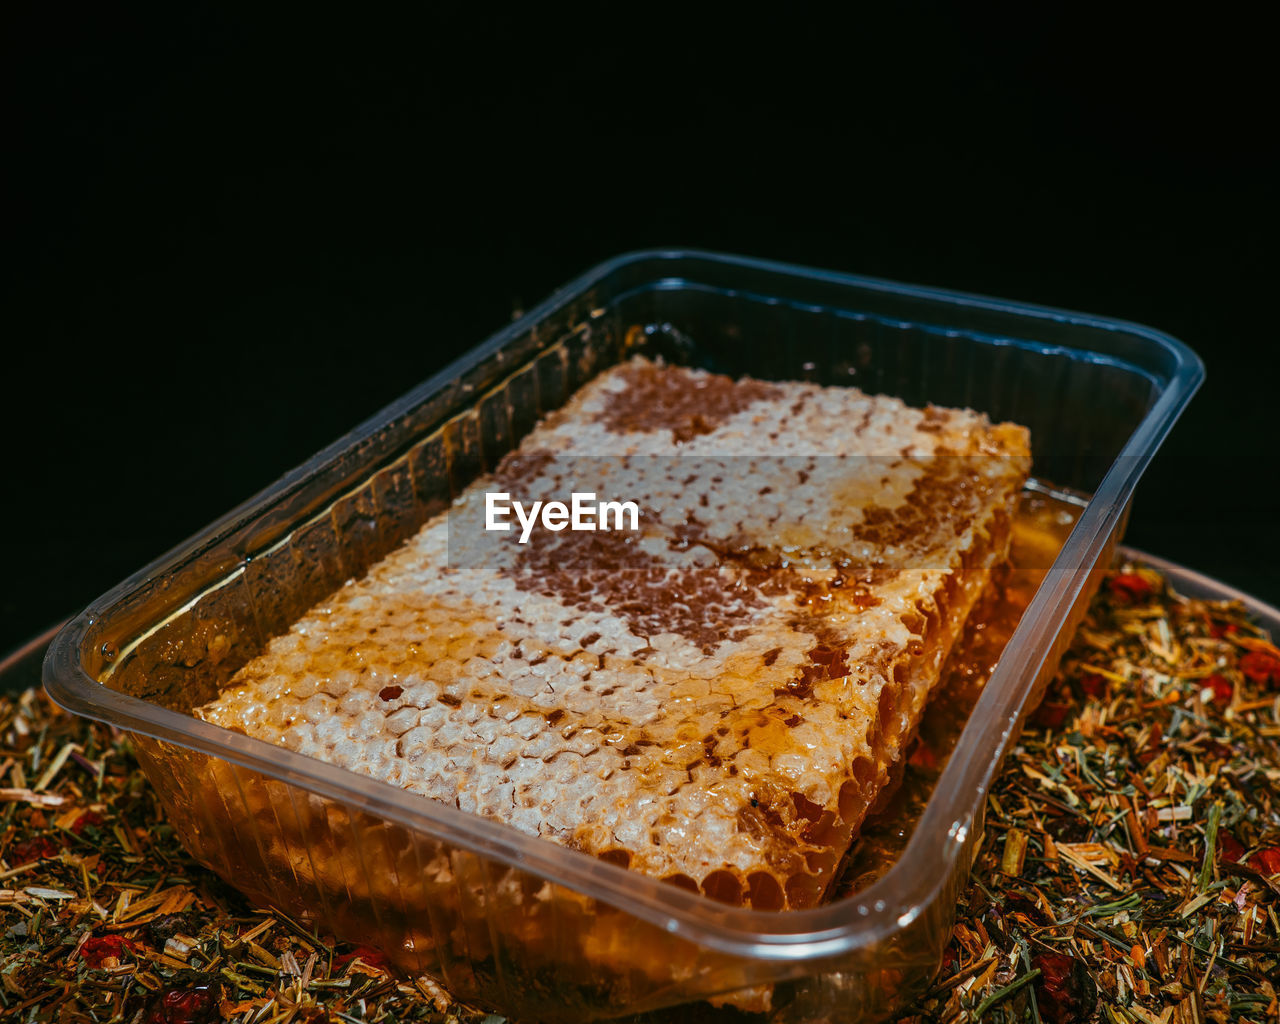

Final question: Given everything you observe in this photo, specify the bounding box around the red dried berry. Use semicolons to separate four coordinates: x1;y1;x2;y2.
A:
333;945;391;973
1241;650;1280;687
1249;847;1280;876
1079;672;1107;699
938;945;959;976
7;835;61;864
1109;573;1153;603
1209;620;1239;639
1033;950;1096;1024
908;738;938;770
143;984;220;1024
71;810;105;835
1031;701;1072;729
81;934;132;968
1219;833;1245;864
1204;673;1233;704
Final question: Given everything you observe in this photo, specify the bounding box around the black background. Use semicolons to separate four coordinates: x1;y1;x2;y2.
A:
5;8;1277;657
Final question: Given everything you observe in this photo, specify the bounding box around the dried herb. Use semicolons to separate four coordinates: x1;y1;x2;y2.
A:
0;687;495;1023
900;562;1280;1023
3;560;1278;1022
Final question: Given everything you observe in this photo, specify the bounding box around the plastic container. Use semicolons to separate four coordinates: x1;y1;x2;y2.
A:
44;250;1203;1022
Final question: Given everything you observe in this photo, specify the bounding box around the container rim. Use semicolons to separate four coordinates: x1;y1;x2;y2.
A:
44;248;1205;960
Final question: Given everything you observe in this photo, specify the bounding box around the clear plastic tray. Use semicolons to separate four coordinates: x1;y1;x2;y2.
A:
44;250;1203;1021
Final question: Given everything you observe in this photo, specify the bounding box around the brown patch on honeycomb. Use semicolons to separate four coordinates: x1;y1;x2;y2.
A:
595;359;783;442
509;528;765;653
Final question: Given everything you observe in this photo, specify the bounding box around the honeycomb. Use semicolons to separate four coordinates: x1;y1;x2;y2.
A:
198;357;1030;909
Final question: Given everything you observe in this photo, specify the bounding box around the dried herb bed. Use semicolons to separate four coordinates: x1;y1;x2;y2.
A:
3;566;1280;1023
